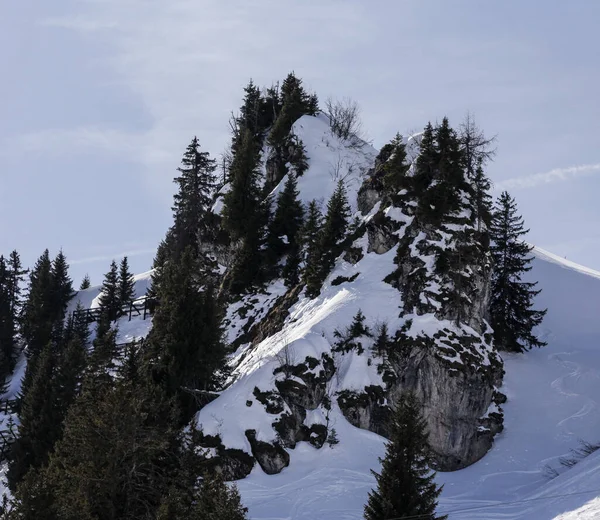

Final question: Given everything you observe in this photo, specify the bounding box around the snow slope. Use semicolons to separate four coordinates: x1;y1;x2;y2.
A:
235;247;600;520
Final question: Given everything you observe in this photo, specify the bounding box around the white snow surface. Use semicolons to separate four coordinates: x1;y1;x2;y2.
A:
230;248;600;520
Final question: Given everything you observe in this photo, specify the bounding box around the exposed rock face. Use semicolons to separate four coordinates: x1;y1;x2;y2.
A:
245;430;290;475
338;347;503;470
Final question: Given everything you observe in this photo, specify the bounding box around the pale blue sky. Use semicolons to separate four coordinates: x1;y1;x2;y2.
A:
1;1;599;284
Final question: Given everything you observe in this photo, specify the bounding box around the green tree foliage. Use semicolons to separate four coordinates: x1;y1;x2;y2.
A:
145;248;226;419
117;256;136;309
8;344;58;490
305;181;351;298
269;73;318;146
302;201;324;297
172;137;219;256
98;260;120;323
11;377;181;520
79;274;91;290
267;173;304;259
364;393;446;520
490;191;547;352
0;252;25;377
222;128;263;242
50;251;75;330
21;250;54;360
381;134;411;198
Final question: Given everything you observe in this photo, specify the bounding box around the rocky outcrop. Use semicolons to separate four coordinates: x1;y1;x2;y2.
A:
338;342;503;471
245;430;290;475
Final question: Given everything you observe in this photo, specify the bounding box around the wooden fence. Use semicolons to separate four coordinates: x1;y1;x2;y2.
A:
72;297;157;324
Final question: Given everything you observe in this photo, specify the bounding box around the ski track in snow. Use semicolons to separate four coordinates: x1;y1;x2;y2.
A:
236;248;600;519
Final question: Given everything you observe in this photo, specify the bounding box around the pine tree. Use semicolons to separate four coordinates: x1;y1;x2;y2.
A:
190;473;249;520
490;192;547;352
117;256;135;309
282;240;302;287
267;173;304;259
50;250;75;331
222;128;263;242
7;250;27;320
172;137;219;256
364;393;446;520
471;160;493;234
21;250;54;360
8;343;59;490
0;257;16;380
145;248;226;419
382;133;411;197
98;260;120;323
79;274;91;290
327;428;339;448
304;180;351;297
302;201;324;298
12;376;182;520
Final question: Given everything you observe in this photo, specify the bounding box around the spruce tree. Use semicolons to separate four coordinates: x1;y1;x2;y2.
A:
382;133;411;197
222;128;263;242
364;393;446;520
145;247;226;419
282;240;302;287
8;343;58;490
12;376;181;520
0;257;18;378
98;260;120;323
7;250;27;320
490;191;547;352
302;201;324;298
117;256;135;309
79;274;91;290
21;250;54;360
50;250;75;325
267;173;304;259
305;180;350;297
172;137;219;256
190;473;249;520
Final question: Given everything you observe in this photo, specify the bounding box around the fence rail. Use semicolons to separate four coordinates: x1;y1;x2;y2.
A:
72;297;157;324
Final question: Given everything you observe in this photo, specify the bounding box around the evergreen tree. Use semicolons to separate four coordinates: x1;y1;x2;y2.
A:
8;343;59;490
79;274;91;290
302;201;324;298
269;73;315;146
145;248;226;419
172;137;219;256
470;160;493;234
71;302;91;346
50;250;75;325
222;128;263;242
0;257;17;377
21;250;54;360
190;473;248;520
327;428;339;448
382;133;411;197
11;377;181;520
98;260;120;323
305;181;350;298
364;393;446;520
7;250;27;320
490;192;547;352
282;240;302;287
267;173;304;259
117;256;135;309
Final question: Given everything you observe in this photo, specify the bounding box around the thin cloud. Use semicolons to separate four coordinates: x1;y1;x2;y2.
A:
495;163;600;191
70;248;156;266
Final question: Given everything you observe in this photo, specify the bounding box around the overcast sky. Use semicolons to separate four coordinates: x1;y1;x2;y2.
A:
2;1;599;285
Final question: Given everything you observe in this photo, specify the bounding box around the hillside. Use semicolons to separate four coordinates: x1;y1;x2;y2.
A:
198;247;600;519
2;100;599;519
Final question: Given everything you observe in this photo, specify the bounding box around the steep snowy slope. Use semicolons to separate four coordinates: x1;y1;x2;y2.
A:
234;247;600;519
